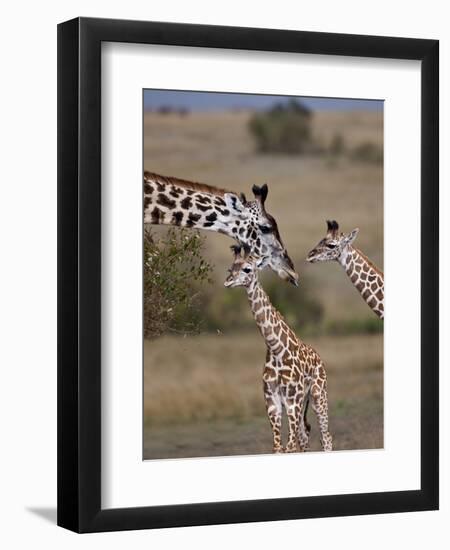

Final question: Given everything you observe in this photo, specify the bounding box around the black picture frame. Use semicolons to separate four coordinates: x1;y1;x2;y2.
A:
57;17;439;533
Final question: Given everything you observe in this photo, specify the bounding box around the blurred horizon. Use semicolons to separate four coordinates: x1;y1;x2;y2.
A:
144;89;383;113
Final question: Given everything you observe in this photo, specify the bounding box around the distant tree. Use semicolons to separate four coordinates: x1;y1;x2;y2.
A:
248;99;313;154
157;105;173;114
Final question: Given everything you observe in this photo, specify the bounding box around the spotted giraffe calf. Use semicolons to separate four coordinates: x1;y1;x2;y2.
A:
307;220;384;319
224;246;332;453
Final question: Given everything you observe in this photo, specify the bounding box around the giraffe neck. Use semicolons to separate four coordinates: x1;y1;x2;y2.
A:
144;172;240;239
338;246;384;319
246;278;290;353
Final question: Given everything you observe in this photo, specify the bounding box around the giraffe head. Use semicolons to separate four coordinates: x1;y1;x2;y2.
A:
306;220;359;264
225;183;298;286
223;245;258;288
144;172;298;286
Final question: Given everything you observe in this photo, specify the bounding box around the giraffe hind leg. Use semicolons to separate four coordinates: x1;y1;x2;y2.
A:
311;384;333;452
298;396;311;451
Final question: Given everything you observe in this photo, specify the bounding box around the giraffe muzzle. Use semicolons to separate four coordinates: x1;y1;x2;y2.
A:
281;267;299;287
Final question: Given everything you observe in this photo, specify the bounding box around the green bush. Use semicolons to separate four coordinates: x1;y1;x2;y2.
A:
143;228;213;338
198;273;324;334
248;99;313;154
324;317;383;336
262;275;324;330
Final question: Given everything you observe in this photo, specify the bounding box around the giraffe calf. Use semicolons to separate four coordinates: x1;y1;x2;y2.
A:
224;245;332;453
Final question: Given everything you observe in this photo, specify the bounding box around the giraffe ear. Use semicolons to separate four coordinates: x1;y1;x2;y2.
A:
224;193;248;217
252;183;268;205
344;228;359;245
230;244;242;258
326;219;339;235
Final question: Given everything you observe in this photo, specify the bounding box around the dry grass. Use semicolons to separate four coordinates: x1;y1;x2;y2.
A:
143;331;383;458
144;332;382;425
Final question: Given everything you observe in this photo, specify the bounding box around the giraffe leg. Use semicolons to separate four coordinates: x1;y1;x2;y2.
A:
285;404;300;453
298;396;311;451
263;380;283;453
311;382;333;452
283;385;303;453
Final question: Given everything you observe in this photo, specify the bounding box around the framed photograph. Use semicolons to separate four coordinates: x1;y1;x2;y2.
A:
57;17;439;532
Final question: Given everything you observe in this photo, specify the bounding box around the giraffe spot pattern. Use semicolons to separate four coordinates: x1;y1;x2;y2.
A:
248;280;332;452
343;247;384;319
143;172;291;264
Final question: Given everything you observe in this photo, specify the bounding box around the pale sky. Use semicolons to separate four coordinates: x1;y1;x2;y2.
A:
143;90;383;112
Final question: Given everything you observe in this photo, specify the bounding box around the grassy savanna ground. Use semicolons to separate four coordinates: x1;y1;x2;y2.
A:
143;107;383;458
144;332;383;459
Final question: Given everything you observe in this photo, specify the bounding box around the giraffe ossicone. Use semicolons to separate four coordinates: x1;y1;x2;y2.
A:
224;245;333;453
306;220;384;319
144;171;299;285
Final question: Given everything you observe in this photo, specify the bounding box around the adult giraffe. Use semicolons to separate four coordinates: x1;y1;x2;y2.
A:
144;171;299;285
306;220;384;319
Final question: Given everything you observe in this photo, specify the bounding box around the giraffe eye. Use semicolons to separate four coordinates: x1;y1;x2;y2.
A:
327;244;337;249
259;225;273;234
243;267;251;273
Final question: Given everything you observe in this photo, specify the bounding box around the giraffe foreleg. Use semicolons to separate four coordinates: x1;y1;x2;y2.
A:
263;380;283;453
282;385;303;453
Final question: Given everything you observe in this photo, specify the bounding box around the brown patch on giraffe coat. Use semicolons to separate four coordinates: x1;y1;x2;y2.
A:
151;207;162;223
217;207;230;217
157;193;176;209
172;211;183;225
263;367;277;381
196;195;211;205
206;212;218;222
180;196;193;209
186;213;201;226
255;311;265;325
